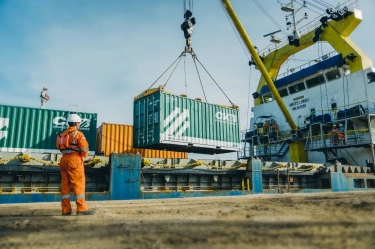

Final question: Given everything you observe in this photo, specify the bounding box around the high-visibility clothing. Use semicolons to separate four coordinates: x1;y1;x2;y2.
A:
57;127;89;214
264;121;271;133
331;128;339;145
272;123;278;131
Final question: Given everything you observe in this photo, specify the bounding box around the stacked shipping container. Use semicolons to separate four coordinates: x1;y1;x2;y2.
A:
0;104;187;158
96;123;187;158
0;104;97;154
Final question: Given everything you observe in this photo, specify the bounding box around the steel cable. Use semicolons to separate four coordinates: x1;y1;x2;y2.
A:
194;54;235;106
192;55;208;102
163;55;184;88
148;53;184;90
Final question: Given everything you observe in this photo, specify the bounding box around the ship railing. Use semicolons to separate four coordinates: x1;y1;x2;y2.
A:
241;129;292;141
305;128;372;150
303;100;375;126
276;51;338;79
238;139;291;159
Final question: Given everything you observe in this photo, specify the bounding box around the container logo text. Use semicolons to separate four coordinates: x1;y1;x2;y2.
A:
0;118;9;140
215;112;237;124
163;108;190;136
53;117;91;131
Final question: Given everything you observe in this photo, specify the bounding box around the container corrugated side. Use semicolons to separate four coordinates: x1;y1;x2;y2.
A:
133;90;240;154
0;104;97;155
96;123;187;158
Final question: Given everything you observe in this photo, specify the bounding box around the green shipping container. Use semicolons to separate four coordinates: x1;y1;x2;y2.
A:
133;87;240;154
0;104;97;155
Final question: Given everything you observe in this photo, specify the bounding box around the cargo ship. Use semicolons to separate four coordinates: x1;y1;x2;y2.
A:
0;0;374;204
237;0;375;171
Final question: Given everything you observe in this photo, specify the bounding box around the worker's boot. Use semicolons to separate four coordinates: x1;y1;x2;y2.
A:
77;210;96;215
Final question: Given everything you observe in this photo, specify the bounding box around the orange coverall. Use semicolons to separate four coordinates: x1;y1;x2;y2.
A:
58;127;89;214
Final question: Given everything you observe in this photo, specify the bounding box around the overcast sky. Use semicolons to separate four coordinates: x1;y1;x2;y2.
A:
0;0;374;159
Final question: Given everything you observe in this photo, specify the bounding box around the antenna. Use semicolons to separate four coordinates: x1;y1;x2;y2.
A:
263;30;282;43
281;0;308;47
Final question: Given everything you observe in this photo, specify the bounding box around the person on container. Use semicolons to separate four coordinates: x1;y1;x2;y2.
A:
40;87;50;109
331;124;339;146
56;114;95;216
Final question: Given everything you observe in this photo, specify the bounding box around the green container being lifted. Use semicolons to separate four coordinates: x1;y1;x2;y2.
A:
0;104;97;155
133;86;240;154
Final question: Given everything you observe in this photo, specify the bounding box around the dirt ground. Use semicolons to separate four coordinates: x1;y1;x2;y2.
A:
0;192;374;249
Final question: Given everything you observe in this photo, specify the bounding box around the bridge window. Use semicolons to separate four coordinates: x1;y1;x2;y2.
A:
288;82;306;94
263;94;274;103
367;72;375;83
306;74;326;88
278;88;289;97
325;69;341;81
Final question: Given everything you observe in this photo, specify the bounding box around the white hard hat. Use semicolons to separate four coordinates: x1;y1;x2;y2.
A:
43;86;48;90
67;114;81;123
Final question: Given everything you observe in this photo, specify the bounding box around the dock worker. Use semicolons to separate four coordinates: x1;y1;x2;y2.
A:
338;124;346;145
264;120;271;134
56;114;95;216
40;87;50;109
331;124;339;146
272;120;279;135
271;120;279;131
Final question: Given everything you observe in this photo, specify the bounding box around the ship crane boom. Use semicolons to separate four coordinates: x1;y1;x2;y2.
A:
221;0;298;131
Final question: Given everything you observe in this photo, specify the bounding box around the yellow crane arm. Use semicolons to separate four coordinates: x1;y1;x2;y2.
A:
221;0;298;131
256;9;371;98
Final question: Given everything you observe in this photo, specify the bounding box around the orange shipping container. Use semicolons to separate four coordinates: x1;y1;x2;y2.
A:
96;123;187;158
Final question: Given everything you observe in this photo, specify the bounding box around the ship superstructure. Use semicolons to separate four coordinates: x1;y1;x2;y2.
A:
239;0;375;169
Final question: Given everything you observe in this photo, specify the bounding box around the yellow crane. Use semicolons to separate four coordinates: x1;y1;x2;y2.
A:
220;0;370;162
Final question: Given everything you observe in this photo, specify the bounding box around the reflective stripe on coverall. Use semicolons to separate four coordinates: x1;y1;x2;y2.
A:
59;127;89;214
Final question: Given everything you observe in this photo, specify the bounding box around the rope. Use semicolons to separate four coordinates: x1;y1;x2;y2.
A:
193;54;235;106
148;53;184;90
143;159;203;168
246;67;252;129
144;159;315;172
310;0;334;8
296;0;321;15
0;155;102;167
304;0;326;12
230;162;316;172
192;54;208;102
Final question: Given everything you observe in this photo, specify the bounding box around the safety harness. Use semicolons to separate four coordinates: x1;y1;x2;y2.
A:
56;130;81;154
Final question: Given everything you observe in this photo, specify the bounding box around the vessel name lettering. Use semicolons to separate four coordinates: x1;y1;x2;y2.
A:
289;98;309;107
